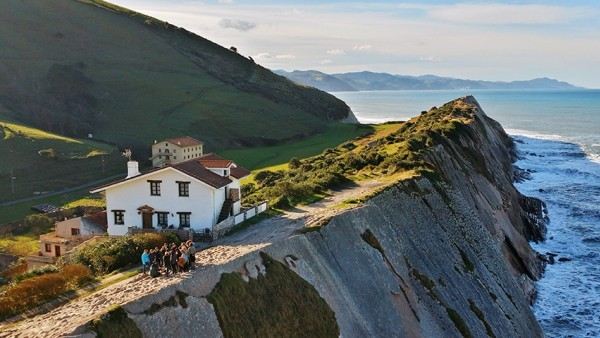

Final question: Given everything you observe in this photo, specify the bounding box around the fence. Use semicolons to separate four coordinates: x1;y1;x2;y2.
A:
212;201;268;240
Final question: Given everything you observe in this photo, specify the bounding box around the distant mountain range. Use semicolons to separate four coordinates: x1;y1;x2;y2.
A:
274;70;581;92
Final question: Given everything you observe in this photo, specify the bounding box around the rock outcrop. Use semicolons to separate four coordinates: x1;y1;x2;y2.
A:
72;96;545;338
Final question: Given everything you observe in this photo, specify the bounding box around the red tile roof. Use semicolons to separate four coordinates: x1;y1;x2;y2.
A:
82;211;108;230
197;153;233;168
90;154;249;191
165;136;203;147
230;166;251;179
172;160;232;188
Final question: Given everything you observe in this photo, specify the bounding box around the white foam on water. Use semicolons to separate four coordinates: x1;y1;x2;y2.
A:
506;128;565;141
514;135;600;338
354;113;412;124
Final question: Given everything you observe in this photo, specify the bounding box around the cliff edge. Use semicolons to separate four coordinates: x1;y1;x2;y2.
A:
2;97;546;338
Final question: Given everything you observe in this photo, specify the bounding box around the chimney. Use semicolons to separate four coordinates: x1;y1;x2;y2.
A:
127;161;140;178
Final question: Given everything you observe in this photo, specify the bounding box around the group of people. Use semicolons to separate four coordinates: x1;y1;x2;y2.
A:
141;240;197;277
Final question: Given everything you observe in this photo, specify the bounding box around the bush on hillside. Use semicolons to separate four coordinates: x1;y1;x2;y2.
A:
19;214;55;236
0;264;93;320
288;157;301;169
13;265;58;283
67;233;179;274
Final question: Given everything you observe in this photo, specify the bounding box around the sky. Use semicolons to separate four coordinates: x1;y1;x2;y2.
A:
111;0;600;88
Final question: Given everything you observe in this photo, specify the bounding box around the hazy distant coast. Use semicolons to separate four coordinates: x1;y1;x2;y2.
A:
276;69;582;92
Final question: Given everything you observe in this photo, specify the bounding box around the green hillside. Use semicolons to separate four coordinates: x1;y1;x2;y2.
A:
0;118;123;202
0;0;354;202
0;0;351;151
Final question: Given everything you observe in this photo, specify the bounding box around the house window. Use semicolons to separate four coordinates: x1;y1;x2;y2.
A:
149;180;162;196
71;228;80;236
113;210;125;225
224;169;229;176
178;212;191;227
157;212;169;227
177;181;190;197
45;243;51;252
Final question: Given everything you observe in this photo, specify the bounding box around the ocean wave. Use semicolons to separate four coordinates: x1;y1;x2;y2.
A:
506;128;565;141
512;131;600;166
353;111;411;124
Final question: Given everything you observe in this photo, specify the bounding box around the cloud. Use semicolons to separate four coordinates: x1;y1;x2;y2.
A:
255;52;272;60
111;0;600;87
326;49;346;55
320;59;333;65
254;53;295;61
219;18;256;31
427;4;588;25
353;44;372;51
217;0;233;4
419;56;442;63
275;54;295;59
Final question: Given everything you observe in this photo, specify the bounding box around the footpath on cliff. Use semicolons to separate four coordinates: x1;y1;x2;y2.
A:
0;180;384;338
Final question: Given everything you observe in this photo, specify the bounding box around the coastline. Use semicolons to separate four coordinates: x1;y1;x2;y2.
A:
512;134;600;337
343;90;600;337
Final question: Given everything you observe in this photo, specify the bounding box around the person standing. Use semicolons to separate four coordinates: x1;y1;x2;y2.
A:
163;249;172;276
141;249;151;275
187;240;196;270
171;247;180;274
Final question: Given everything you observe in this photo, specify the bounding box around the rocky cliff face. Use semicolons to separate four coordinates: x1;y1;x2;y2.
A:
75;97;545;338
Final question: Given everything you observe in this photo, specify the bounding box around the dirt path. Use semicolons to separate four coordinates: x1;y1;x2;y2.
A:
0;180;383;338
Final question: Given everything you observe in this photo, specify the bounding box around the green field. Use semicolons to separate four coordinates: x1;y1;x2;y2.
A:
0;123;367;227
0;119;124;202
221;124;372;170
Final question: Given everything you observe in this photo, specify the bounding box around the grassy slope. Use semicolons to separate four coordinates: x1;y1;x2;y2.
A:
0;119;124;202
0;0;350;150
244;98;480;208
0;0;352;204
221;124;371;170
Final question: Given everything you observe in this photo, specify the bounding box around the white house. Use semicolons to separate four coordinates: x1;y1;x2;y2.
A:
150;136;204;168
91;153;250;236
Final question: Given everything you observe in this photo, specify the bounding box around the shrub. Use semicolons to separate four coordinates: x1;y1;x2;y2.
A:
254;170;283;186
288;157;301;169
20;214;54;235
0;273;67;320
0;264;95;320
13;265;58;283
68;233;179;274
62;264;94;287
1;261;28;279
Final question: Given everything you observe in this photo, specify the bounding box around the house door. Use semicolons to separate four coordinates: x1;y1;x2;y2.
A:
55;245;61;257
142;212;153;229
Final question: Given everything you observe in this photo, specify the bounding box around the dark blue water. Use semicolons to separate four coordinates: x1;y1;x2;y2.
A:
332;89;600;337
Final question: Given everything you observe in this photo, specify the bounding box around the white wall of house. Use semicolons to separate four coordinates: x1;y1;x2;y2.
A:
104;168;227;236
229;177;242;215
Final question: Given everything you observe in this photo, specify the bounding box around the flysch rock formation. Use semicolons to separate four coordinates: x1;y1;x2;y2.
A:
11;96;547;338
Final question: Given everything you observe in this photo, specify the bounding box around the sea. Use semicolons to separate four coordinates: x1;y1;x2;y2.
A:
332;89;600;338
